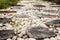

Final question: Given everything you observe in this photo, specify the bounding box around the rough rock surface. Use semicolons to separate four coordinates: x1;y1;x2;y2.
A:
0;0;60;40
0;18;12;24
0;30;15;40
27;27;56;38
45;19;60;27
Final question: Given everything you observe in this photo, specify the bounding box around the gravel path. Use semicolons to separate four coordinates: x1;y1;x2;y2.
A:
0;0;60;40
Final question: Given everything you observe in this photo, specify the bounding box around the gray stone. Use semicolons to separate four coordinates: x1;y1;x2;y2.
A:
11;5;25;9
0;18;12;24
0;30;15;40
0;10;16;13
27;27;56;38
45;19;60;27
33;5;46;7
13;14;30;18
36;14;57;18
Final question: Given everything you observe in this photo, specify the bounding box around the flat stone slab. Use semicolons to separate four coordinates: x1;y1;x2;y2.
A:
45;19;60;27
0;18;12;24
0;10;16;13
0;30;15;40
13;14;30;18
27;27;56;38
50;5;60;7
33;5;46;7
36;14;57;18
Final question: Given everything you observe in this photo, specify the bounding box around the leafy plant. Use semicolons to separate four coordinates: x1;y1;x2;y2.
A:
36;38;44;40
0;0;19;9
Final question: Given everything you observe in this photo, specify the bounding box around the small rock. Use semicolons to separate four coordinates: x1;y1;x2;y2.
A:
12;36;17;40
44;38;50;40
0;30;15;39
17;38;24;40
21;31;26;35
25;38;29;40
0;23;3;26
50;37;56;40
18;34;23;37
0;18;12;24
58;31;60;34
7;38;12;40
27;27;56;38
23;35;28;39
45;19;60;27
49;28;57;33
55;35;60;40
28;38;36;40
48;28;53;31
56;27;60;31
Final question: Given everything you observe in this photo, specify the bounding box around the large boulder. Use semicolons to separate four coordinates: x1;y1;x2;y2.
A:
27;27;56;38
0;30;15;40
0;18;12;24
45;19;60;27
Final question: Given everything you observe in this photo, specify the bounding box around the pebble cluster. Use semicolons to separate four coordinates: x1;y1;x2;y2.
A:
0;0;60;40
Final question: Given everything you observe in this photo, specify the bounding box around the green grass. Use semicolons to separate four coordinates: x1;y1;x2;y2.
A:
0;0;19;9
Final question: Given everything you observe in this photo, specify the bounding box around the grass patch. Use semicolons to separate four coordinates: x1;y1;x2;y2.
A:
0;0;19;9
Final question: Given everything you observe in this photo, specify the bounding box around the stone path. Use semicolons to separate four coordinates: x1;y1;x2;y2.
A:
0;0;60;40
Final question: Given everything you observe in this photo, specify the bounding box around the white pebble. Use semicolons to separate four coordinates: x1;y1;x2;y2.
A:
18;34;23;37
56;27;60;31
0;23;2;26
49;28;53;31
25;38;29;40
21;31;26;35
7;38;12;40
55;35;60;40
58;31;60;34
29;38;36;40
50;37;56;40
12;36;17;40
44;38;50;40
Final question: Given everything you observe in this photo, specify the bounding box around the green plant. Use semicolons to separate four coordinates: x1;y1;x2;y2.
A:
0;0;19;9
36;38;44;40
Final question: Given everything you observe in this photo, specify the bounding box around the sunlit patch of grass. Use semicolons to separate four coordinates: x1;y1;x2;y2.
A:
0;0;19;9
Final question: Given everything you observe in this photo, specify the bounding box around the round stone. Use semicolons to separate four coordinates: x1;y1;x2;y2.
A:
27;27;56;38
23;35;28;39
17;38;24;40
45;19;60;27
58;31;60;34
44;38;50;40
28;38;36;40
7;38;12;40
50;37;56;40
12;36;17;40
55;35;60;40
18;34;23;37
0;30;15;39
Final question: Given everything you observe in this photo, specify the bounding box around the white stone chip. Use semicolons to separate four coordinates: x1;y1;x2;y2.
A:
17;38;24;40
55;35;60;40
50;37;56;40
28;38;36;40
58;31;60;34
12;36;17;40
7;38;12;40
44;38;50;40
